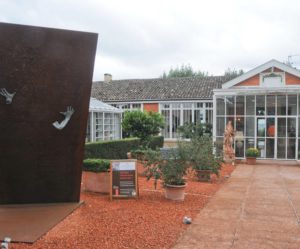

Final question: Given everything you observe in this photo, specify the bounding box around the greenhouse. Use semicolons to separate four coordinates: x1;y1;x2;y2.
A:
86;98;123;142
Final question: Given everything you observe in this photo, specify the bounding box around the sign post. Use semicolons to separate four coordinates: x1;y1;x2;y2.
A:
110;160;139;200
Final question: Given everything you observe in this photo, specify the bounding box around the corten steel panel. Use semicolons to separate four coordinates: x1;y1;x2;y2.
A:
0;22;98;204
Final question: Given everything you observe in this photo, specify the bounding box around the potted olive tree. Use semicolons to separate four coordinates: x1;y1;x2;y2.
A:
245;148;260;165
143;149;188;201
178;136;222;182
82;159;110;193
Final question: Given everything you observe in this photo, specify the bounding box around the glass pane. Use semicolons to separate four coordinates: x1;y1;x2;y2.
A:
298;139;300;159
236;96;245;116
266;139;274;158
206;109;213;124
277;118;286;137
246;138;255;150
299;117;300;138
256;96;265;116
287;139;296;159
266;118;275;137
183;110;192;125
182;103;192;108
215;137;223;157
194;109;204;124
288;95;297;115
236;117;244;133
246;117;255;137
257;118;266;137
216;117;225;136
216;97;224;115
266;95;275;115
287;118;296;137
277;95;286;115
257;138;265;158
172;109;181;138
235;139;244;158
246;96;255;115
226;96;235;115
161;110;170;138
277;138;286;159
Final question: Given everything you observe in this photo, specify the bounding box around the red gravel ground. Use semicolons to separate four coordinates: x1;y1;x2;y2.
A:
11;164;234;249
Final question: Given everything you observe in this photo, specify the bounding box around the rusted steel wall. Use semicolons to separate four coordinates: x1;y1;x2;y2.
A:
0;22;98;204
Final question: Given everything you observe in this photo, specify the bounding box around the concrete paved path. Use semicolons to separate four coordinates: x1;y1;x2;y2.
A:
173;164;300;249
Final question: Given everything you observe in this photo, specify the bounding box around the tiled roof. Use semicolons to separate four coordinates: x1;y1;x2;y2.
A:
91;76;233;102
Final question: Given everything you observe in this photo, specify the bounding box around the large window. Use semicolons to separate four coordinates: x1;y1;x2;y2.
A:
214;94;299;159
160;102;213;139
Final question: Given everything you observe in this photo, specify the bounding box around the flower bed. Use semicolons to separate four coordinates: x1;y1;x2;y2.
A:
13;164;234;249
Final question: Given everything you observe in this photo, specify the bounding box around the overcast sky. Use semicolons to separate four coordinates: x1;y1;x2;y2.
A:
1;0;300;81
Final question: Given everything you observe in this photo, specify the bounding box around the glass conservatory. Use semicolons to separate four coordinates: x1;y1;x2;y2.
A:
86;98;123;142
213;60;300;160
214;94;300;159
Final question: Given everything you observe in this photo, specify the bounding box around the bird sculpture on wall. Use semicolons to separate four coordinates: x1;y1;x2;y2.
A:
0;88;16;104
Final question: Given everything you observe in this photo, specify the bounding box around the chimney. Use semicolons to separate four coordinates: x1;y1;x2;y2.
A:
104;73;112;83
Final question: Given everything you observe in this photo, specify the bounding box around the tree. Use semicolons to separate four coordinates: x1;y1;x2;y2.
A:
122;110;165;141
224;68;244;78
162;64;209;78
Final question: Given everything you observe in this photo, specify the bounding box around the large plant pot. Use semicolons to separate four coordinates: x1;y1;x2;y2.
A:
196;170;211;182
246;157;256;165
164;184;186;201
81;171;110;194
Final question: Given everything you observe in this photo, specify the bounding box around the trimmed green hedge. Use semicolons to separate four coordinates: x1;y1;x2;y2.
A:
83;159;110;172
85;138;141;159
142;136;164;150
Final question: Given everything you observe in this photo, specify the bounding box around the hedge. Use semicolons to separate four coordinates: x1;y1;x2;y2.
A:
85;138;141;159
83;159;110;172
142;136;164;150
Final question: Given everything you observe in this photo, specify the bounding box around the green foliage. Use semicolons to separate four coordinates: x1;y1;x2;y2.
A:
141;135;164;150
162;64;209;78
142;149;187;189
178;122;212;139
246;147;260;158
85;138;141;159
224;68;244;78
122;110;165;141
178;136;222;176
83;159;110;172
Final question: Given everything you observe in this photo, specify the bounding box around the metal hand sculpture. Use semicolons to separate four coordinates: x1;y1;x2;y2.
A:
53;106;75;130
0;88;16;104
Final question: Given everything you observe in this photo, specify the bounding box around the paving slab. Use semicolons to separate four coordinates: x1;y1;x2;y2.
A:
173;163;300;249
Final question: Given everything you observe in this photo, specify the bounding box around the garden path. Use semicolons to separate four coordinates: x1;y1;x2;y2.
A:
173;163;300;249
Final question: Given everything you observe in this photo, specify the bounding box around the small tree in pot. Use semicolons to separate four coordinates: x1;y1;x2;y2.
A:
142;149;188;201
178;136;222;182
245;148;260;165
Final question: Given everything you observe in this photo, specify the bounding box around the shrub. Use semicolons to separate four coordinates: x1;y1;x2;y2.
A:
122;110;164;141
85;138;140;159
178;122;212;139
246;148;260;158
178;136;222;176
83;159;110;172
141;136;164;149
142;149;187;189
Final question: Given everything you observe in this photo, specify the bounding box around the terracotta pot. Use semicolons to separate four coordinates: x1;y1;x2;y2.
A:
164;184;186;201
246;157;256;165
81;171;110;194
196;170;211;182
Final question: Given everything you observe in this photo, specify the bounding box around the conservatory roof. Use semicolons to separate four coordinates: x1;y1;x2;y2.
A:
89;98;123;113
